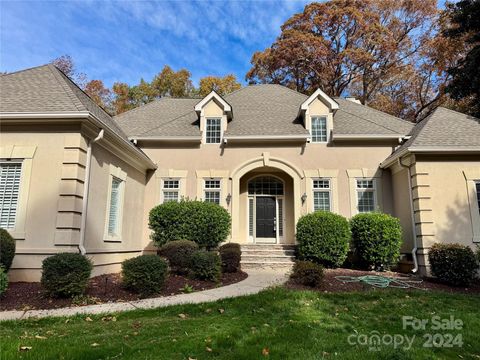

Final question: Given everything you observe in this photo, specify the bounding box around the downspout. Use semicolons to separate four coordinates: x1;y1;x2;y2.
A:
398;157;418;273
79;129;104;255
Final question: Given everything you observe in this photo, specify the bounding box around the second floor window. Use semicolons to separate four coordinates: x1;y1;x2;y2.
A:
311;116;327;143
356;179;376;213
0;162;22;229
204;179;221;205
313;179;331;211
206;118;221;144
162;179;179;203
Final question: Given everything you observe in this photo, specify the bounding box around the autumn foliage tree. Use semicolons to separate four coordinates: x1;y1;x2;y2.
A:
246;0;467;121
198;74;241;96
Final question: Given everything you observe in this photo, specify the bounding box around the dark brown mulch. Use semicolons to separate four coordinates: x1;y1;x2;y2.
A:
0;271;248;311
286;268;480;294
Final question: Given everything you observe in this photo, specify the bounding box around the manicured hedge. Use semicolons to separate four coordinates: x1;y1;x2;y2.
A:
158;240;198;274
428;243;478;286
290;261;324;287
219;243;241;273
0;266;8;296
41;253;93;298
0;228;16;272
350;212;403;270
122;255;168;296
149;200;231;249
189;250;221;282
296;211;351;268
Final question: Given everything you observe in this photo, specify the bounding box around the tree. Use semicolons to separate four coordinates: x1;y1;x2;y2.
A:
246;0;463;121
84;79;112;110
444;0;480;118
198;74;241;96
112;82;133;115
151;65;194;98
51;55;87;88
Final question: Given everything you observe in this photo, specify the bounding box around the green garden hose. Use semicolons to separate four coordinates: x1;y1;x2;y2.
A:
335;275;424;289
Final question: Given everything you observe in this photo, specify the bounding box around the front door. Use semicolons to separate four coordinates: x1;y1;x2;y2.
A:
256;196;276;241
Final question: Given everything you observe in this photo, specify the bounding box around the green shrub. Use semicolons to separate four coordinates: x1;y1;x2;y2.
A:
219;243;241;273
296;211;351;268
350;212;403;270
0;266;8;296
290;261;324;287
149;200;231;249
0;228;16;272
158;240;198;274
41;253;92;298
428;243;478;286
122;255;168;296
190;250;221;281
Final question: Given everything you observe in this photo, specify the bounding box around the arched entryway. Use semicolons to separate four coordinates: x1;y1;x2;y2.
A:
230;155;303;244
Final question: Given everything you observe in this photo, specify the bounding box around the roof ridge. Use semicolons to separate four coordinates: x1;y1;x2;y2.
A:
342;98;414;125
435;106;480;120
136;110;197;136
1;64;51;77
114;97;199;119
47;64;86;112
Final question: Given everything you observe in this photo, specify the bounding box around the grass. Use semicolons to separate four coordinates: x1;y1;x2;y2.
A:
1;287;479;359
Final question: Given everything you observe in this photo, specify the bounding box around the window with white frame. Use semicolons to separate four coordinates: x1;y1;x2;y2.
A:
313;178;331;211
205;118;222;144
204;179;221;205
356;179;376;213
0;162;22;229
107;176;123;237
311;116;327;142
476;181;480;215
162;179;180;203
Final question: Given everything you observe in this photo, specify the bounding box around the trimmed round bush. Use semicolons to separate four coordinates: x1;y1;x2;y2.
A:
158;240;198;274
41;253;92;298
149;200;231;249
290;261;324;287
219;243;241;273
0;228;16;272
0;266;8;296
351;213;403;270
190;250;221;281
428;243;478;286
122;255;168;296
296;211;351;268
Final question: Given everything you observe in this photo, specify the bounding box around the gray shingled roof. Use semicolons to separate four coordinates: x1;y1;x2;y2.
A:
1;64;128;140
115;84;414;138
382;107;480;165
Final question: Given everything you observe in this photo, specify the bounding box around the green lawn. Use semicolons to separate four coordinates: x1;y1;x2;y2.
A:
1;287;479;360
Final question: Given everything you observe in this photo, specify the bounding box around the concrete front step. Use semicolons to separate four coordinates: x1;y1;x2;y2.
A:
241;244;296;250
241;261;294;269
241;249;295;256
242;255;295;263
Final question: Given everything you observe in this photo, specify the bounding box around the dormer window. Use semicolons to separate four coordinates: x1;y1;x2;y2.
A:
311;116;327;143
206;118;222;144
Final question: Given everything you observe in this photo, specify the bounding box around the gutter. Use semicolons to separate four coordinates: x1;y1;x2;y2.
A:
79;129;104;255
223;134;310;141
129;136;202;142
333;134;405;141
397;157;418;273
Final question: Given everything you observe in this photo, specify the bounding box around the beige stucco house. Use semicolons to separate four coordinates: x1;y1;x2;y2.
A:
1;65;479;280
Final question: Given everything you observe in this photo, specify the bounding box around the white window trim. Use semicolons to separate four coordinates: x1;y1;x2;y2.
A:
310;116;328;143
161;178;180;203
304;169;339;214
312;178;332;212
195;170;229;207
0;145;36;240
156;169;188;204
355;179;377;214
204;117;223;144
347;169;383;216
104;165;126;242
463;169;480;242
203;178;222;205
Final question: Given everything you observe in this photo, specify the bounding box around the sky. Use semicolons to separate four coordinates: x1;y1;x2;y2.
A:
0;0;311;87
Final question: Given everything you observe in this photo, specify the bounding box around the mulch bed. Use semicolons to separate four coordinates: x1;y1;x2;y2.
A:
286;268;480;294
0;271;248;311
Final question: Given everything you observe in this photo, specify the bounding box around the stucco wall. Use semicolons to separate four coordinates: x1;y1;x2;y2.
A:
390;166;414;253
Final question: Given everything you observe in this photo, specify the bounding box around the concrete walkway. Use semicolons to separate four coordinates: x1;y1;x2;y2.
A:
0;268;289;322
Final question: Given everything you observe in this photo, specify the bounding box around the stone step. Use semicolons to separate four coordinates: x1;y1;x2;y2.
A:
241;261;295;269
241;249;295;256
241;255;295;263
241;244;296;251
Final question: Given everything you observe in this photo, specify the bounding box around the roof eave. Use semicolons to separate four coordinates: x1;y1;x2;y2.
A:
333;134;405;141
129;136;202;142
223;134;309;142
380;147;480;168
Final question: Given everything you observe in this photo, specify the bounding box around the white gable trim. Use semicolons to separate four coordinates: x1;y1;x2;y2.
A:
301;89;338;111
194;90;232;115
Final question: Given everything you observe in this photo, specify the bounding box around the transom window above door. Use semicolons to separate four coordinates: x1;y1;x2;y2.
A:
248;176;284;195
